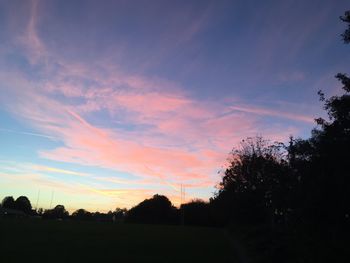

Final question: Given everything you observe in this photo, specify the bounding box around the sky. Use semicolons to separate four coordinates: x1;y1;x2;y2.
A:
0;0;349;212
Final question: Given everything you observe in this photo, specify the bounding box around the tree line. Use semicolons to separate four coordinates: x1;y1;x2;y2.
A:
0;193;208;225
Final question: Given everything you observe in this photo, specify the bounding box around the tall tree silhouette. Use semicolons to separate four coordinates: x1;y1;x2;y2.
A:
340;10;350;43
126;194;178;224
71;209;92;221
1;196;15;209
212;137;294;225
43;205;69;219
14;196;32;214
289;10;350;227
180;199;211;226
274;11;350;262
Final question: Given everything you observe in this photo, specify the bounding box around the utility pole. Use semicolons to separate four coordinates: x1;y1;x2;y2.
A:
49;190;55;209
180;184;185;225
35;189;40;210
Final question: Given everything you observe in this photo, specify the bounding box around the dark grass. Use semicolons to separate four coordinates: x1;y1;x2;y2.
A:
228;223;349;263
0;219;232;263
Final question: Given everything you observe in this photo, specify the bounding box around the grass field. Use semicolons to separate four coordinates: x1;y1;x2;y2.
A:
0;219;232;263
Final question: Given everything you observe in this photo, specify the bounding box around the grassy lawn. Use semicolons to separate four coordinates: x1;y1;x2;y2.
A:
0;219;232;263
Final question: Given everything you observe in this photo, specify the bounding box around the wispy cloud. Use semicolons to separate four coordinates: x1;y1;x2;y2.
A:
31;165;90;177
229;105;314;123
0;38;314;206
0;0;324;210
0;128;57;140
18;0;46;63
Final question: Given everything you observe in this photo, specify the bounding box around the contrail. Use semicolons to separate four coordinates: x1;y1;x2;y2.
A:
229;105;314;123
0;128;57;140
143;165;180;192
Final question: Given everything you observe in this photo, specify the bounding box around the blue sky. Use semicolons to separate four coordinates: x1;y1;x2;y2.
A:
0;0;349;212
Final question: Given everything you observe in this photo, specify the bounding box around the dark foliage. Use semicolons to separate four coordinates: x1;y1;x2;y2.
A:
211;12;350;262
113;208;127;222
211;137;295;226
91;211;115;222
1;196;32;215
180;199;211;226
340;10;350;43
1;196;16;209
71;209;93;221
126;194;178;224
43;205;69;220
14;196;32;214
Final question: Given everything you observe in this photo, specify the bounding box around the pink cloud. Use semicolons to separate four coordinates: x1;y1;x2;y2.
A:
1;58;316;210
0;3;319;208
4;68;312;198
113;92;191;115
15;0;47;64
229;104;314;123
13;93;215;182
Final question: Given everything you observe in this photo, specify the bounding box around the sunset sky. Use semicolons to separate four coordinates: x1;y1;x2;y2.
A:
0;0;349;212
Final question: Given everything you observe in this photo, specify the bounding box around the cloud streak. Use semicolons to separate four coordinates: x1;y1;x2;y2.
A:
0;42;314;207
0;128;57;140
31;165;90;177
229;105;314;123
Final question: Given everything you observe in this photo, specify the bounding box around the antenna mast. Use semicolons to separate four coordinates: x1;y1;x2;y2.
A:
35;189;40;210
180;184;185;225
49;190;55;209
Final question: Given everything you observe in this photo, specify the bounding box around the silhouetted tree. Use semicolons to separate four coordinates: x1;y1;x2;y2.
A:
181;199;211;226
113;208;127;222
14;196;32;214
287;11;350;228
126;194;178;224
289;87;350;227
43;205;69;219
90;211;114;222
1;196;15;209
212;137;295;225
71;209;92;221
255;12;350;262
340;10;350;43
